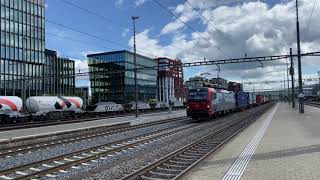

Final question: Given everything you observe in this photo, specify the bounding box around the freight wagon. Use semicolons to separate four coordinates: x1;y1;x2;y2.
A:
0;96;83;123
249;93;257;106
235;91;249;110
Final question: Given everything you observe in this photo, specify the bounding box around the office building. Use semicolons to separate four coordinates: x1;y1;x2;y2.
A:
209;77;228;89
88;50;157;104
156;57;185;104
0;0;45;96
185;77;209;89
44;49;75;96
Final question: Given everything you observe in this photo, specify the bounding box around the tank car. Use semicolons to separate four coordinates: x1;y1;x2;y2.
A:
0;96;23;123
155;102;169;110
26;96;83;120
172;100;184;108
127;101;151;112
187;88;236;119
88;102;124;113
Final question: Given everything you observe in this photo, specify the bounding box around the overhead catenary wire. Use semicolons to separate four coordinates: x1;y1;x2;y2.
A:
57;0;206;59
184;0;236;46
45;19;158;58
46;32;118;52
46;32;210;71
305;0;317;36
152;0;231;59
59;0;131;31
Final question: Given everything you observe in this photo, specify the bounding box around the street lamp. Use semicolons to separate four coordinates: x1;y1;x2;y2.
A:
318;71;320;87
132;16;139;118
295;0;304;113
286;58;290;106
282;73;286;102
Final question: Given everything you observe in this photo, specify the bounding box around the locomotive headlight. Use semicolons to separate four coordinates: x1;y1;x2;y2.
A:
207;105;210;109
187;106;189;109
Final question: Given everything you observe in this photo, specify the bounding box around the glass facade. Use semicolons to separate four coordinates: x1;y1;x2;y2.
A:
44;49;75;96
88;50;157;104
0;0;45;96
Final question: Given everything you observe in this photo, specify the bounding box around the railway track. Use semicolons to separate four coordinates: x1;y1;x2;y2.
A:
0;121;201;180
0;108;185;132
305;101;320;108
0;116;191;159
122;103;274;180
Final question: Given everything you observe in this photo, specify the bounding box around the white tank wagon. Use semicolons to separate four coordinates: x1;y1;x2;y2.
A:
26;96;83;120
127;101;151;111
90;102;124;113
155;102;169;109
0;96;23;113
172;100;184;108
0;96;23;123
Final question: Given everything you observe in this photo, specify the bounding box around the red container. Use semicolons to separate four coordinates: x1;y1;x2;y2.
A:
256;95;264;105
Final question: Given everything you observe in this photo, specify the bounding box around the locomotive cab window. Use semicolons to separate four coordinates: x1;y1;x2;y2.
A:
188;89;208;102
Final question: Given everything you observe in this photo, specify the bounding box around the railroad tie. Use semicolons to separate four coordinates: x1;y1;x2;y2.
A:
0;175;13;180
29;167;42;172
15;171;28;176
42;164;54;168
156;166;181;174
148;170;176;179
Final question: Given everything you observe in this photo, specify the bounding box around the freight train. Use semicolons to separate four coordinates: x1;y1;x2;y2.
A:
0;96;84;123
186;87;269;120
0;96;185;124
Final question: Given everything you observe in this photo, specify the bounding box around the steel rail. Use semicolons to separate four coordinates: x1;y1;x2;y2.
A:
0;120;200;180
305;101;320;108
0;116;190;158
122;103;274;180
0;108;185;132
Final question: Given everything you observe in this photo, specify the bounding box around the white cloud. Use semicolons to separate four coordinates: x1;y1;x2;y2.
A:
115;0;124;7
160;3;197;35
130;0;320;84
135;0;148;6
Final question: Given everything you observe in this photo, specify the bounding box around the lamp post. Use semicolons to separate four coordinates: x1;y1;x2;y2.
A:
282;73;286;102
132;16;139;118
290;48;296;108
295;0;304;113
286;58;290;106
318;71;320;87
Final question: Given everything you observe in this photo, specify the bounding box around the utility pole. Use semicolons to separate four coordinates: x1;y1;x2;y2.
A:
132;16;139;118
290;48;296;108
286;57;290;106
296;0;304;113
318;71;320;88
283;73;286;101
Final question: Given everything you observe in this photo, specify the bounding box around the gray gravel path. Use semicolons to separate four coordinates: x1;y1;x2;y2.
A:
0;120;189;171
57;112;245;179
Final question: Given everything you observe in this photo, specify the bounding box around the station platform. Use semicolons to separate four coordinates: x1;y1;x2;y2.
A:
0;110;186;142
186;103;320;180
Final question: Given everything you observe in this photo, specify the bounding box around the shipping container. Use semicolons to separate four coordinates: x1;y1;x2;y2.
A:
235;92;249;109
256;95;265;105
249;93;257;106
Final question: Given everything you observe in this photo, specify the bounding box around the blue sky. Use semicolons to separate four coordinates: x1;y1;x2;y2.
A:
45;0;320;91
46;0;182;58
